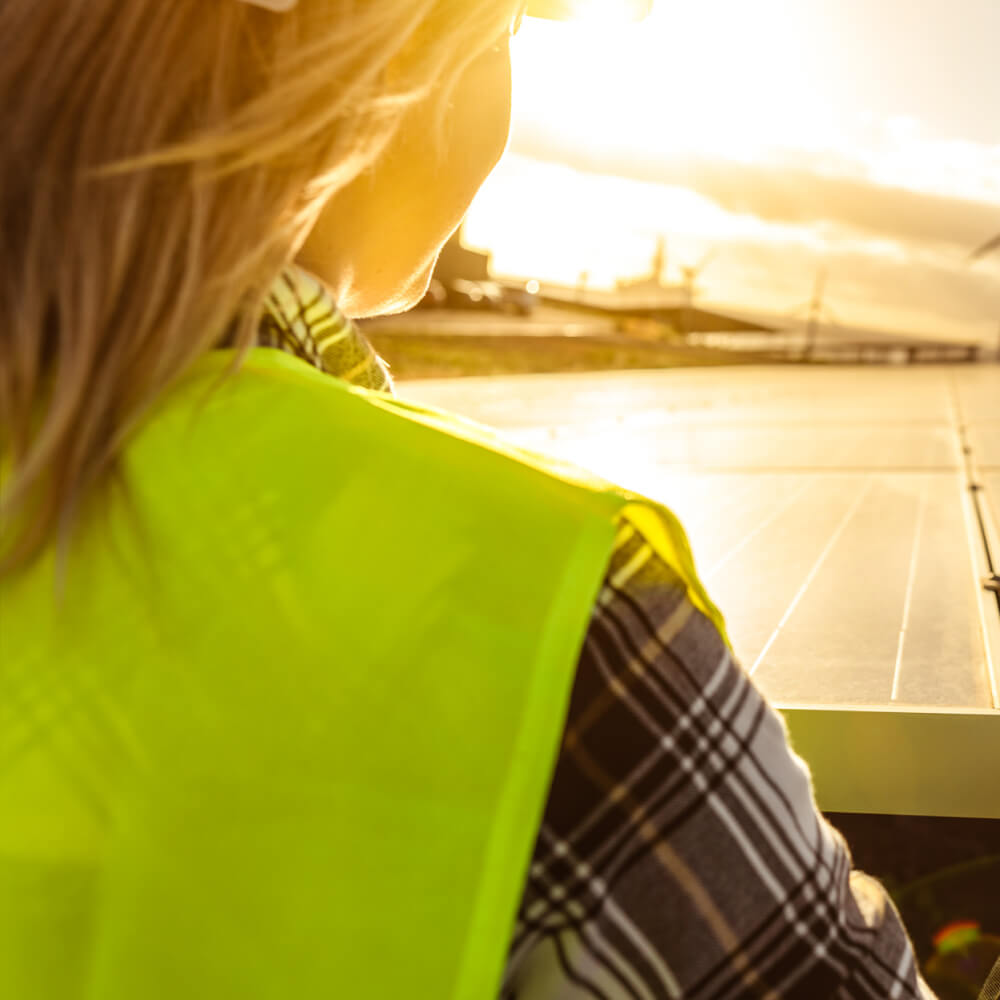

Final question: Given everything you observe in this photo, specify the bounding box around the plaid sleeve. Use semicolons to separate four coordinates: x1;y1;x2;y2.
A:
501;512;937;1000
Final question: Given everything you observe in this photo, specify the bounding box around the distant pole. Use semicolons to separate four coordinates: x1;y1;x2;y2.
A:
653;235;668;286
804;268;827;361
679;271;695;338
576;269;589;304
804;311;817;361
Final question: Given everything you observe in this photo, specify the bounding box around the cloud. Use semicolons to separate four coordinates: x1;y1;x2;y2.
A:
510;125;1000;258
717;235;1000;340
466;149;1000;343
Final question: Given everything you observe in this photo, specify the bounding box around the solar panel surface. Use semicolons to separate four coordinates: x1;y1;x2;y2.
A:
403;364;1000;816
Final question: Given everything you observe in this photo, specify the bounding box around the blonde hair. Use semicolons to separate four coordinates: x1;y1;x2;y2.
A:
0;0;512;574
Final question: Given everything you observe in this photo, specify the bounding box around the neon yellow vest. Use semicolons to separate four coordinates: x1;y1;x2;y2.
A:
0;349;725;999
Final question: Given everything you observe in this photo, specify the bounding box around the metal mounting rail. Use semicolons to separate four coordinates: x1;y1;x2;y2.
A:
951;377;1000;711
779;704;1000;819
952;380;1000;607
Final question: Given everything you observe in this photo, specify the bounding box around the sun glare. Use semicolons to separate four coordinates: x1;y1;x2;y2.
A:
465;1;1000;345
514;1;838;164
559;0;652;26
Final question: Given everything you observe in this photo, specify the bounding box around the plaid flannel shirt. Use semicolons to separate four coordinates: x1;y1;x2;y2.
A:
256;267;393;392
259;267;935;1000
502;516;934;999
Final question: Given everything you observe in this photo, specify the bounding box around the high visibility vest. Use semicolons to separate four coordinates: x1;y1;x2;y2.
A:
0;349;726;999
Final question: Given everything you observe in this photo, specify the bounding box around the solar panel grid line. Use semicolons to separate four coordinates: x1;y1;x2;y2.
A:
654;477;761;561
890;474;993;709
683;475;864;675
890;474;930;703
668;475;808;587
747;480;873;677
754;476;968;706
887;430;961;707
702;476;819;583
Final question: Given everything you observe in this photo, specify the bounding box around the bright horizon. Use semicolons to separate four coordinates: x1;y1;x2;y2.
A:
463;0;1000;344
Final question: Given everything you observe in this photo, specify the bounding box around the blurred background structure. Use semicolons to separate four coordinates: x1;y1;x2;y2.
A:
366;0;999;377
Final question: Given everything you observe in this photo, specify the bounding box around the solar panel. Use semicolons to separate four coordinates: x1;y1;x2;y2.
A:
404;364;1000;818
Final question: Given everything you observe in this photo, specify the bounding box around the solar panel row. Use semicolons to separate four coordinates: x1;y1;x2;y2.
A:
404;364;1000;815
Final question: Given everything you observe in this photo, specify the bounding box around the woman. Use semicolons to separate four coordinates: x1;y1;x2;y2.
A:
0;1;936;997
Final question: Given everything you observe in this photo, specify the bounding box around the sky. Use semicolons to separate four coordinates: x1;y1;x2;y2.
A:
462;0;1000;344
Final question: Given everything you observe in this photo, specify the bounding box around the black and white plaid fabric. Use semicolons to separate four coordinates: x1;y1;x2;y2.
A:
255;267;934;999
502;518;934;999
257;266;392;393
